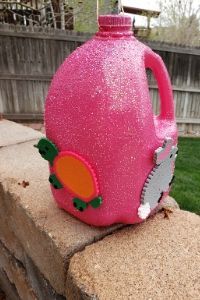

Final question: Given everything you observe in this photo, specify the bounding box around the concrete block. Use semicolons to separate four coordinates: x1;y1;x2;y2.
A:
0;242;37;300
0;289;6;300
0;138;123;295
67;210;200;300
0;239;65;300
0;192;24;263
0;120;43;147
0;269;20;300
23;255;65;300
158;195;179;209
0;121;181;298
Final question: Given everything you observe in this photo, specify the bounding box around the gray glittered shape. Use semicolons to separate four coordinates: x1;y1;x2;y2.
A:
141;138;178;210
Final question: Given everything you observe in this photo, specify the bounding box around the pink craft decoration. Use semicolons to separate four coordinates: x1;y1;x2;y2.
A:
45;15;178;226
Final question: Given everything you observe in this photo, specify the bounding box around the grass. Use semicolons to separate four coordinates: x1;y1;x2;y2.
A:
170;137;200;215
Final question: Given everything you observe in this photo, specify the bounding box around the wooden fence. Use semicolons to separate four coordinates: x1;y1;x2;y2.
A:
0;24;200;134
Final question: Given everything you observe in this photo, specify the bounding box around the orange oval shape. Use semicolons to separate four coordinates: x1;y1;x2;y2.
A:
54;152;98;200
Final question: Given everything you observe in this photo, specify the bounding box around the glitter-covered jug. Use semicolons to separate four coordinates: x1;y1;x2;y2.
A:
41;15;178;226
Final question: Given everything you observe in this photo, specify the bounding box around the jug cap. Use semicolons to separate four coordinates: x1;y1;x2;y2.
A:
97;15;133;37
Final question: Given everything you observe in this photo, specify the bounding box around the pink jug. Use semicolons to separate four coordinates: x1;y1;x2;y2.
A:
35;15;178;226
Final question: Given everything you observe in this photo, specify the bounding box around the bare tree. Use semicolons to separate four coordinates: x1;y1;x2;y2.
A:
152;0;200;46
49;0;57;29
59;0;65;30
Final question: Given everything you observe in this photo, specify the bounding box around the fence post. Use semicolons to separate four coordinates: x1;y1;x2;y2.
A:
182;55;192;133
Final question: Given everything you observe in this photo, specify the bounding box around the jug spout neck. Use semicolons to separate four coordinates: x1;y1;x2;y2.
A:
96;15;134;38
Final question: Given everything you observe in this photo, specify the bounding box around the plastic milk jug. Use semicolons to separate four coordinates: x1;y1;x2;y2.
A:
35;15;178;226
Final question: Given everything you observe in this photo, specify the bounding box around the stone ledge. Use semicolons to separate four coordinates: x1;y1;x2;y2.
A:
0;121;124;296
0;242;37;300
0;289;6;300
0;240;65;300
66;209;200;300
0;269;20;300
0;120;43;147
0;121;181;299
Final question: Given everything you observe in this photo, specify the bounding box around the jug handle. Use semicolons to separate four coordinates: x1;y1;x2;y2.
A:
144;50;175;121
